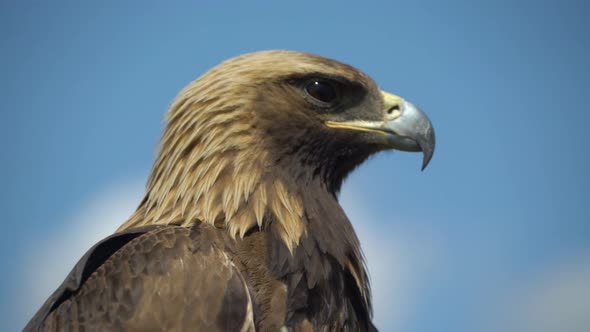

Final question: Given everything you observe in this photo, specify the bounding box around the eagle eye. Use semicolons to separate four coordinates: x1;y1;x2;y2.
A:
304;79;338;106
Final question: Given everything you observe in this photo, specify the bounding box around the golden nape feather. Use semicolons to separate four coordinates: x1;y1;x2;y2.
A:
26;50;434;332
120;52;315;251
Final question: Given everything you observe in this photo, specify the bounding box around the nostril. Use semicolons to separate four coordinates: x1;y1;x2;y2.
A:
387;104;400;115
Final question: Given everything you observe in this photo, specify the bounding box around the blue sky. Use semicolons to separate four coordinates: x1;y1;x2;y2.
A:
2;1;589;331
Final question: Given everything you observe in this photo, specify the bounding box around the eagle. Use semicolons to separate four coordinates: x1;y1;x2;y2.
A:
25;50;435;331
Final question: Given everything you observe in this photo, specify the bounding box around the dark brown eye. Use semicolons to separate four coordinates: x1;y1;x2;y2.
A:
305;80;337;105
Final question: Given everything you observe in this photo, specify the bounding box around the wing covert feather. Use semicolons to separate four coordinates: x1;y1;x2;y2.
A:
26;225;254;332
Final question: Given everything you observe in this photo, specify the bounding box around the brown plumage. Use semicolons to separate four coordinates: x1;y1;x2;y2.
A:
26;50;435;331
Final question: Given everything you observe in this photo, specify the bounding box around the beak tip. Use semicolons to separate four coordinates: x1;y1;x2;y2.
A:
419;127;435;171
421;153;433;171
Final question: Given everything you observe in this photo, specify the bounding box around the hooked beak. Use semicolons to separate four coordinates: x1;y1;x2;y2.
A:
325;91;435;170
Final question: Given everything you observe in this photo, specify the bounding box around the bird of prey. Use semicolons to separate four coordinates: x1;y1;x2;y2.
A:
25;50;435;331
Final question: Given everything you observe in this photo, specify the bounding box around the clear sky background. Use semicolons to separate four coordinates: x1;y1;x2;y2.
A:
2;1;589;331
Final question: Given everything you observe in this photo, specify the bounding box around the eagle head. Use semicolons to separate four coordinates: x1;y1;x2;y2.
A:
121;50;435;251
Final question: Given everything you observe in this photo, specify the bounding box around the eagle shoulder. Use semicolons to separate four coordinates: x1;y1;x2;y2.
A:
26;224;254;332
